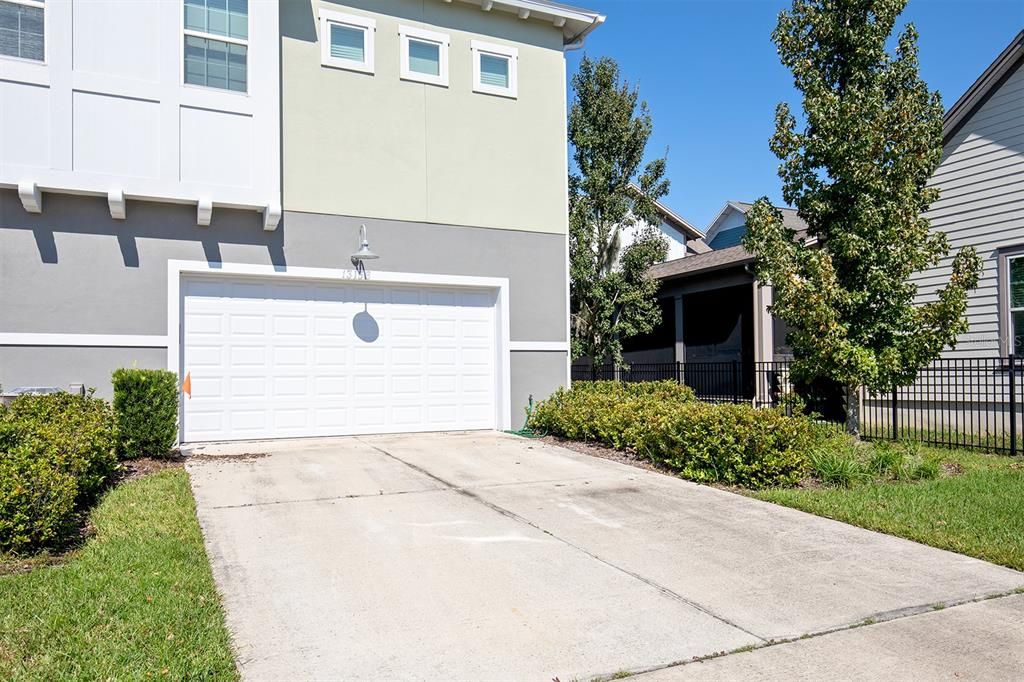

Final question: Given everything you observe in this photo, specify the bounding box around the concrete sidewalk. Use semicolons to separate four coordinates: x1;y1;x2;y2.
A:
186;432;1024;680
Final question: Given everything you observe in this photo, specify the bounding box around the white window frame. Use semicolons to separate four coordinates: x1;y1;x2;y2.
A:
181;0;251;94
0;0;46;65
471;39;517;99
319;8;374;74
1001;248;1024;356
399;25;448;87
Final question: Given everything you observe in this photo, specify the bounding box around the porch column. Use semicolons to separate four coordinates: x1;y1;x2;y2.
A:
674;294;685;364
752;281;774;404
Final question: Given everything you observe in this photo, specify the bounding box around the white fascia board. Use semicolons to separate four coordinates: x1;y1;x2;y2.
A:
703;202;745;243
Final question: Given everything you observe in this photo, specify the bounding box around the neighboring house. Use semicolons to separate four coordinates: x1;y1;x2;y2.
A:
616;185;703;263
0;0;604;440
624;201;807;375
912;30;1024;360
629;30;1024;393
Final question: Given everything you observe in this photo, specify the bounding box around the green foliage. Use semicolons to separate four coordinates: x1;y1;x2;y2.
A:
755;448;1024;571
809;436;941;488
112;368;179;459
529;381;816;489
568;56;670;366
809;440;870;488
0;393;118;554
743;0;982;433
0;470;239;679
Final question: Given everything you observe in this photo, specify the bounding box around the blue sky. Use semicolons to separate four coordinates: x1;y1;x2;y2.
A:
565;0;1023;230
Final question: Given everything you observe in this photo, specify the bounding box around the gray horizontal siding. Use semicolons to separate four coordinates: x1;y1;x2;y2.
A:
911;59;1024;359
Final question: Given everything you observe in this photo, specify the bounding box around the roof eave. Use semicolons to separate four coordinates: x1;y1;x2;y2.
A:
943;30;1024;144
447;0;605;46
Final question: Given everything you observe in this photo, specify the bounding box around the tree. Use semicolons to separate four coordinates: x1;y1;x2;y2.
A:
569;55;670;367
743;0;981;435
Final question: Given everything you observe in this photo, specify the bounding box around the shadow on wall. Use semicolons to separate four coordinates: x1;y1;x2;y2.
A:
0;189;285;267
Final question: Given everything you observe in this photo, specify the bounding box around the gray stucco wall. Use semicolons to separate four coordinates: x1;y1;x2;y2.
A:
0;192;567;428
510;351;567;427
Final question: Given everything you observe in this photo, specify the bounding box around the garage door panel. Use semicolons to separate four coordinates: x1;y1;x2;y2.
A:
182;277;498;441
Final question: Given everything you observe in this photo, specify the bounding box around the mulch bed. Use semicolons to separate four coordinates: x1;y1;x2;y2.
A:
539;435;670;475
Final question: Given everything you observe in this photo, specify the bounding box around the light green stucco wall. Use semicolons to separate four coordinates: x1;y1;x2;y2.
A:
281;0;569;234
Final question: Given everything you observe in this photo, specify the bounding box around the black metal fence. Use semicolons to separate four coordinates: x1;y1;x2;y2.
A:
572;356;1024;455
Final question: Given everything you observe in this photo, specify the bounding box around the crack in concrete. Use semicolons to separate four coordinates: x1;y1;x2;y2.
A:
609;588;1024;681
356;437;768;644
201;474;614;510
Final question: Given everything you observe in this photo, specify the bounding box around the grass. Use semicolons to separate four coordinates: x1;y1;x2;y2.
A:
0;469;237;680
755;448;1024;571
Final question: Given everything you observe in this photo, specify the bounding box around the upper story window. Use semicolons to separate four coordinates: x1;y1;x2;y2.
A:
1007;254;1024;355
0;0;44;62
471;40;517;99
320;9;374;74
183;0;248;93
399;25;448;87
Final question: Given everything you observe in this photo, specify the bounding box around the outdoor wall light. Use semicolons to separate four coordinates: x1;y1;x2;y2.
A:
350;224;379;277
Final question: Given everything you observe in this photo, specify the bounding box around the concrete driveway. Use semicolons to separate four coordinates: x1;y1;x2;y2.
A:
186;432;1024;681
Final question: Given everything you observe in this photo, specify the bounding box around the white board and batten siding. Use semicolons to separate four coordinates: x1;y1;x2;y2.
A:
912;59;1024;359
182;277;500;442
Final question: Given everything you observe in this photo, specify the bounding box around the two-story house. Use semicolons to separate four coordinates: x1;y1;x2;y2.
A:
0;0;604;441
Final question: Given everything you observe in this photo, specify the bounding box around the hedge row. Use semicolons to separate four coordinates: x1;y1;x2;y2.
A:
1;368;180;555
529;380;818;489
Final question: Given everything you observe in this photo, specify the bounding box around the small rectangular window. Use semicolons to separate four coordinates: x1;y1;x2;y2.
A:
479;54;509;88
183;0;247;93
320;9;374;73
399;25;448;87
408;39;440;76
0;0;44;62
471;40;517;98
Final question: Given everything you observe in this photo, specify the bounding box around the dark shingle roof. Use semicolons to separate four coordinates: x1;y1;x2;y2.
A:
649;245;753;280
652;202;810;281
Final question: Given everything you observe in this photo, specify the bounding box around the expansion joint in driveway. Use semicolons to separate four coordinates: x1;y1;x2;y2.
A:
356;438;767;643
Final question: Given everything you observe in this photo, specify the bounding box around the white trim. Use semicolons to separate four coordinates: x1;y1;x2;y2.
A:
471;39;517;99
319;8;375;74
510;341;569;352
0;333;168;348
166;260;513;440
398;25;449;87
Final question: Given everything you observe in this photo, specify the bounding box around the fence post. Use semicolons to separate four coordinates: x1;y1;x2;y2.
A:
732;360;739;404
676;361;682;385
1011;354;1017;457
891;386;898;440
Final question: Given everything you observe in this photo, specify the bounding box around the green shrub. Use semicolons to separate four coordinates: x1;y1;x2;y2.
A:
809;439;870;488
0;393;118;554
112;368;179;459
529;381;815;488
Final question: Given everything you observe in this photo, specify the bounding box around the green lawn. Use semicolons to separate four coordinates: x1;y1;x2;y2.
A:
754;449;1024;571
0;469;237;680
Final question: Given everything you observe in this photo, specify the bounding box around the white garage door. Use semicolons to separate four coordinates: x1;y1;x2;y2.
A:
181;276;498;441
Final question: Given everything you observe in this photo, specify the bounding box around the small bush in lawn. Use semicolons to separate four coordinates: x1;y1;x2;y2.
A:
0;393;118;554
809;441;870;488
112;368;179;459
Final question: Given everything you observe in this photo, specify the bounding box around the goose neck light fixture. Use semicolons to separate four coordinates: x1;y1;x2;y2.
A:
350;224;379;277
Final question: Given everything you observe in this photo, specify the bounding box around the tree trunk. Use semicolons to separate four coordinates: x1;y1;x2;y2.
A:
844;383;861;437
